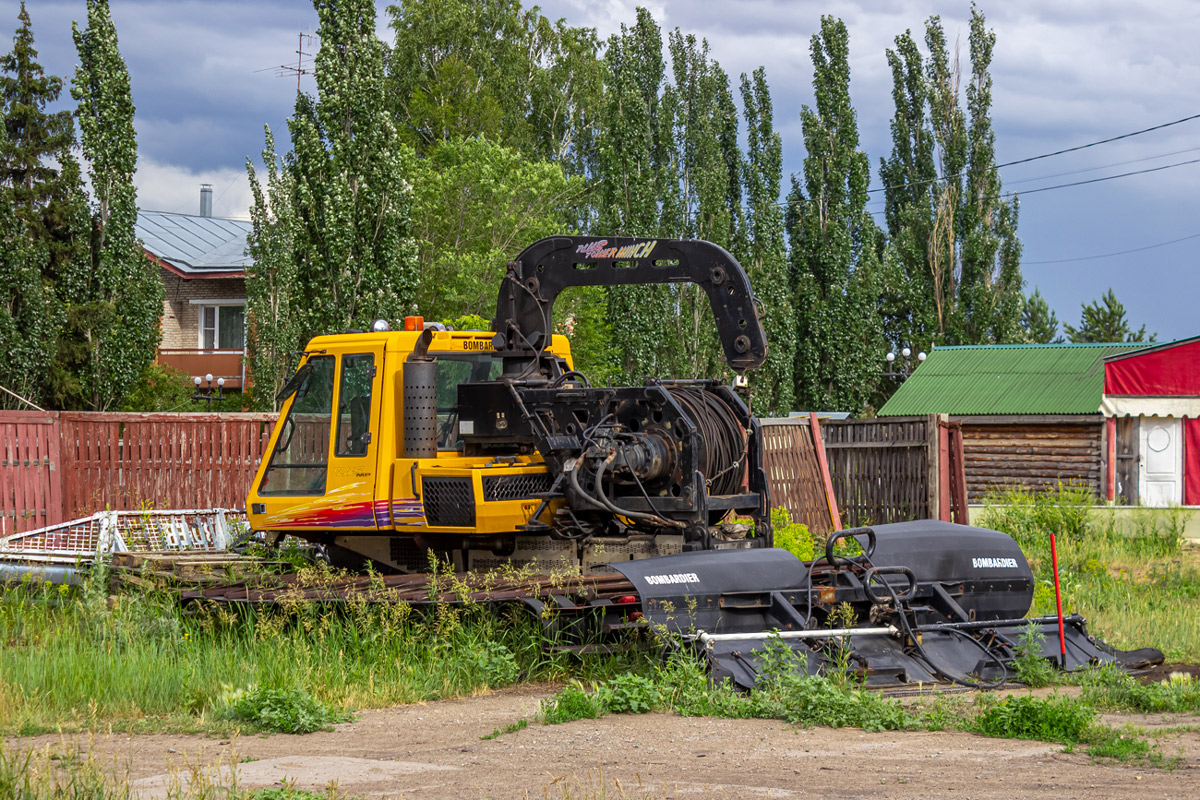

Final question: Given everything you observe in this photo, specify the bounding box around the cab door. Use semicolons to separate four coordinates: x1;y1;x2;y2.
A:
326;347;386;528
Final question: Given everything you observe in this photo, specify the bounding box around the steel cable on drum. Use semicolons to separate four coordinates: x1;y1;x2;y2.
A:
668;387;747;497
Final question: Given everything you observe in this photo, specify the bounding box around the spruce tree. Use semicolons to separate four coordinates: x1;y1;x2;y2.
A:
0;2;82;407
786;16;884;412
64;0;161;410
1021;289;1060;344
1064;288;1153;343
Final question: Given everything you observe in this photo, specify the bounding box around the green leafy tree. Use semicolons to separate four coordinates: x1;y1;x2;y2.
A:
57;0;161;410
1064;288;1154;343
410;137;585;322
879;4;1023;353
0;2;84;408
786;16;884;412
739;67;793;415
248;0;420;405
387;0;604;170
1021;289;1061;344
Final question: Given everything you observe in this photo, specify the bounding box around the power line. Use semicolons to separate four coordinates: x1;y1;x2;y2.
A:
996;112;1200;169
866;111;1200;195
792;155;1200;214
1017;157;1200;196
1025;231;1200;265
1004;144;1200;187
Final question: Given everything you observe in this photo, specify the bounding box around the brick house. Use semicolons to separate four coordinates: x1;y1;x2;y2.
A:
137;187;251;389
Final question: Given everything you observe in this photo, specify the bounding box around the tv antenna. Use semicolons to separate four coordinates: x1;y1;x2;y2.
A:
255;33;316;92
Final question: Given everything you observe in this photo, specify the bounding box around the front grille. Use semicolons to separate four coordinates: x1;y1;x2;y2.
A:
482;473;554;502
422;476;475;527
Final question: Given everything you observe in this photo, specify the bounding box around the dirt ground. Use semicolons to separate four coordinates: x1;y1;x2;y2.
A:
11;684;1200;800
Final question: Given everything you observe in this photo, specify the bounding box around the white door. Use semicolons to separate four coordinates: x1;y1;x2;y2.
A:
1139;417;1183;506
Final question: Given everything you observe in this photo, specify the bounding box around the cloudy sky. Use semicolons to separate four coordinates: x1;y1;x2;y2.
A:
18;0;1199;341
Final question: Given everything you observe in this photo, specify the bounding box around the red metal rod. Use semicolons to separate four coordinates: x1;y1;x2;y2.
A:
1049;530;1067;666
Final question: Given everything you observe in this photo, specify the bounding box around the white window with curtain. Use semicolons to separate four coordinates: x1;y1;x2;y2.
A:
191;299;246;350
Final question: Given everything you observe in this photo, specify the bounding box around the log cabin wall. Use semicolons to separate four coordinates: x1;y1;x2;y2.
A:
955;414;1104;502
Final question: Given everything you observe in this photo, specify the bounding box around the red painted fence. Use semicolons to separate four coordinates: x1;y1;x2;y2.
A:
1;412;276;535
3;410;966;538
1;412;63;534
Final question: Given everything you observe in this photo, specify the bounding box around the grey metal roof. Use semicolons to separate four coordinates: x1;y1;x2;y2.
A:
136;209;252;274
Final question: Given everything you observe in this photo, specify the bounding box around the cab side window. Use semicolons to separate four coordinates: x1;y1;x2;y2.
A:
259;356;335;495
335;354;376;457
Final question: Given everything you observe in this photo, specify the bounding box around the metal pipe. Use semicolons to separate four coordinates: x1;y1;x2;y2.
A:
689;626;898;647
0;563;82;585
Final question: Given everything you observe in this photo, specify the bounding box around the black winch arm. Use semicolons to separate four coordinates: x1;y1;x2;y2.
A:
490;236;769;373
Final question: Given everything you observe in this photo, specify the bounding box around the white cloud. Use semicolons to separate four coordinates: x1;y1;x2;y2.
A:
135;157;254;220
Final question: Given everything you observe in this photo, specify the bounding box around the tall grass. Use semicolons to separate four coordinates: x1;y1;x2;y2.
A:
0;563;642;735
979;486;1200;660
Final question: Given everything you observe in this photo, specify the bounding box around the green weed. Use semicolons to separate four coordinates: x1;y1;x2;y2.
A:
771;508;815;561
967;693;1096;743
222;687;352;734
1083;724;1174;767
541;683;605;724
1080;665;1200;713
1011;623;1060;688
480;718;528;740
0;566;645;735
596;674;664;714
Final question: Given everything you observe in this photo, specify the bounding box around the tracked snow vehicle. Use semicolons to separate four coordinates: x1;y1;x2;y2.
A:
243;235;1162;687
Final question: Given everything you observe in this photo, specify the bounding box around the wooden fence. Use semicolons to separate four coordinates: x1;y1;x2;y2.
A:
4;410;965;538
761;414;966;535
1;412;63;535
2;412;275;535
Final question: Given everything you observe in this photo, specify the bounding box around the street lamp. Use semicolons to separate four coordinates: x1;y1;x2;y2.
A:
192;374;226;407
883;347;926;380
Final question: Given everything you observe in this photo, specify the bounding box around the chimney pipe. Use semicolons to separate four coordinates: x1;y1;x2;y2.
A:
200;184;213;217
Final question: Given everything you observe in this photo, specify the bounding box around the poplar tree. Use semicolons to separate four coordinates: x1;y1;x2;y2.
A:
248;0;420;402
60;0;160;410
245;130;301;408
593;8;677;380
592;10;745;382
663;30;742;380
880;4;1023;353
786;16;884;412
0;2;83;407
739;67;793;415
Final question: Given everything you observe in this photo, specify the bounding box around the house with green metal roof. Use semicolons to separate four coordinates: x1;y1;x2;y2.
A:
879;343;1145;417
877;343;1146;504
